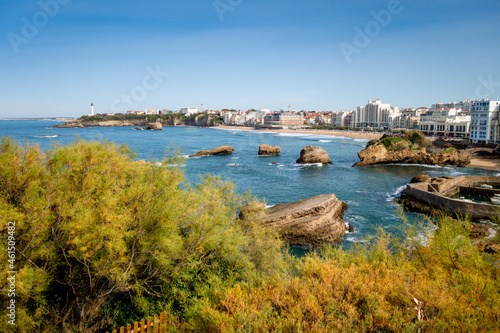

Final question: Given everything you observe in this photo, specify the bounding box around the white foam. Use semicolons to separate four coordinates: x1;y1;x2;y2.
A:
36;134;60;138
276;132;313;138
295;163;324;167
386;185;407;202
319;140;333;143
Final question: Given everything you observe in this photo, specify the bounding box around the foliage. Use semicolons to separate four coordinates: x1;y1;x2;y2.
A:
187;216;500;332
405;130;432;148
443;147;457;154
79;113;186;123
0;138;285;332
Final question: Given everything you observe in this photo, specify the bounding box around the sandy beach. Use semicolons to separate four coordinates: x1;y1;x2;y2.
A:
467;158;500;171
216;125;383;140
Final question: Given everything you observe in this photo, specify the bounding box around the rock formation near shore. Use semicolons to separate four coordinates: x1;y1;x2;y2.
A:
189;146;234;158
240;194;348;246
258;144;281;156
296;146;332;164
353;144;470;167
410;174;455;184
145;122;162;130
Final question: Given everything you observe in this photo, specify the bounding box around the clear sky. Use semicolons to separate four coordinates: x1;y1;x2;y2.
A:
1;0;500;117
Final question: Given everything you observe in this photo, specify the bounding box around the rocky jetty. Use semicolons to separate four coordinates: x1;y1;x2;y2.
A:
145;122;162;130
353;143;470;167
241;194;348;246
296;146;332;164
189;146;234;158
258;144;281;156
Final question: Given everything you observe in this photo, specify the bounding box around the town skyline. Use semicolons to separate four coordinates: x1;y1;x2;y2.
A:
2;0;500;118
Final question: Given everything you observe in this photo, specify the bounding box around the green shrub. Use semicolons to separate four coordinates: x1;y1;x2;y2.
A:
0;138;285;332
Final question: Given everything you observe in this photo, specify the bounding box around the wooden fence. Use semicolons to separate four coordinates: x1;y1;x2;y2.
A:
106;312;186;333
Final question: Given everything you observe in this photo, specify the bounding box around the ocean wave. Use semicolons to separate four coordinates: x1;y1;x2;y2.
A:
319;140;333;143
353;138;369;142
226;163;240;166
36;134;61;138
295;163;324;167
276;132;313;138
386;185;407;202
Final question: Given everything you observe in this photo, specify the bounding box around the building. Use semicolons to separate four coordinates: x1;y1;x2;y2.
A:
263;112;303;127
431;100;473;113
279;112;304;126
331;111;354;127
145;108;159;114
354;99;398;129
469;99;500;143
419;108;470;138
180;107;198;115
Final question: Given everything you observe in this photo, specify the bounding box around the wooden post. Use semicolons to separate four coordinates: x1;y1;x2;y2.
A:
147;317;152;333
153;314;159;333
160;312;165;333
127;323;131;333
120;327;124;333
134;321;139;333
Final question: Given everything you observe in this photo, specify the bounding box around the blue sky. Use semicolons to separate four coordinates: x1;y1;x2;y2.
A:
1;0;500;117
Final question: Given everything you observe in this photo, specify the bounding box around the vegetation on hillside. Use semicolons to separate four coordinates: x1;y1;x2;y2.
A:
79;113;186;123
367;130;433;151
1;138;499;332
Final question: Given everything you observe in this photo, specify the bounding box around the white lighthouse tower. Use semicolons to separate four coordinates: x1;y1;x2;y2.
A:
91;102;94;116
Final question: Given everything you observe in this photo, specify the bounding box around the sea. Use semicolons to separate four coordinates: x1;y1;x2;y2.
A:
2;120;499;246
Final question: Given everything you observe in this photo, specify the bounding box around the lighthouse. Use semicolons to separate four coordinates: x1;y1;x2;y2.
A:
91;102;94;116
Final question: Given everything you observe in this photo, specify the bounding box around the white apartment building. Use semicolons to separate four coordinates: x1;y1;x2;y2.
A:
180;107;198;115
331;111;352;127
469;99;500;143
431;100;473;112
419;108;470;138
145;108;159;114
354;99;399;129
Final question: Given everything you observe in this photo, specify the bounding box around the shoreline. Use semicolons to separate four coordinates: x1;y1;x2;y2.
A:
467;158;500;171
216;125;383;140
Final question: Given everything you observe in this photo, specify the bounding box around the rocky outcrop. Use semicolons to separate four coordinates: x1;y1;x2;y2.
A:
189;114;218;127
241;194;348;246
189;146;234;158
135;127;143;130
296;146;332;164
410;174;456;184
145;122;162;130
258;144;281;156
353;144;470;167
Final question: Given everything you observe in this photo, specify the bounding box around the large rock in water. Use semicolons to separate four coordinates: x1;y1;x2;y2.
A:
189;146;234;157
258;144;281;156
242;194;348;246
353;144;470;167
296;146;332;164
145;122;162;130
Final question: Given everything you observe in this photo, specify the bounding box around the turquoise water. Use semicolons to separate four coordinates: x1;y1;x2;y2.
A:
2;120;499;245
